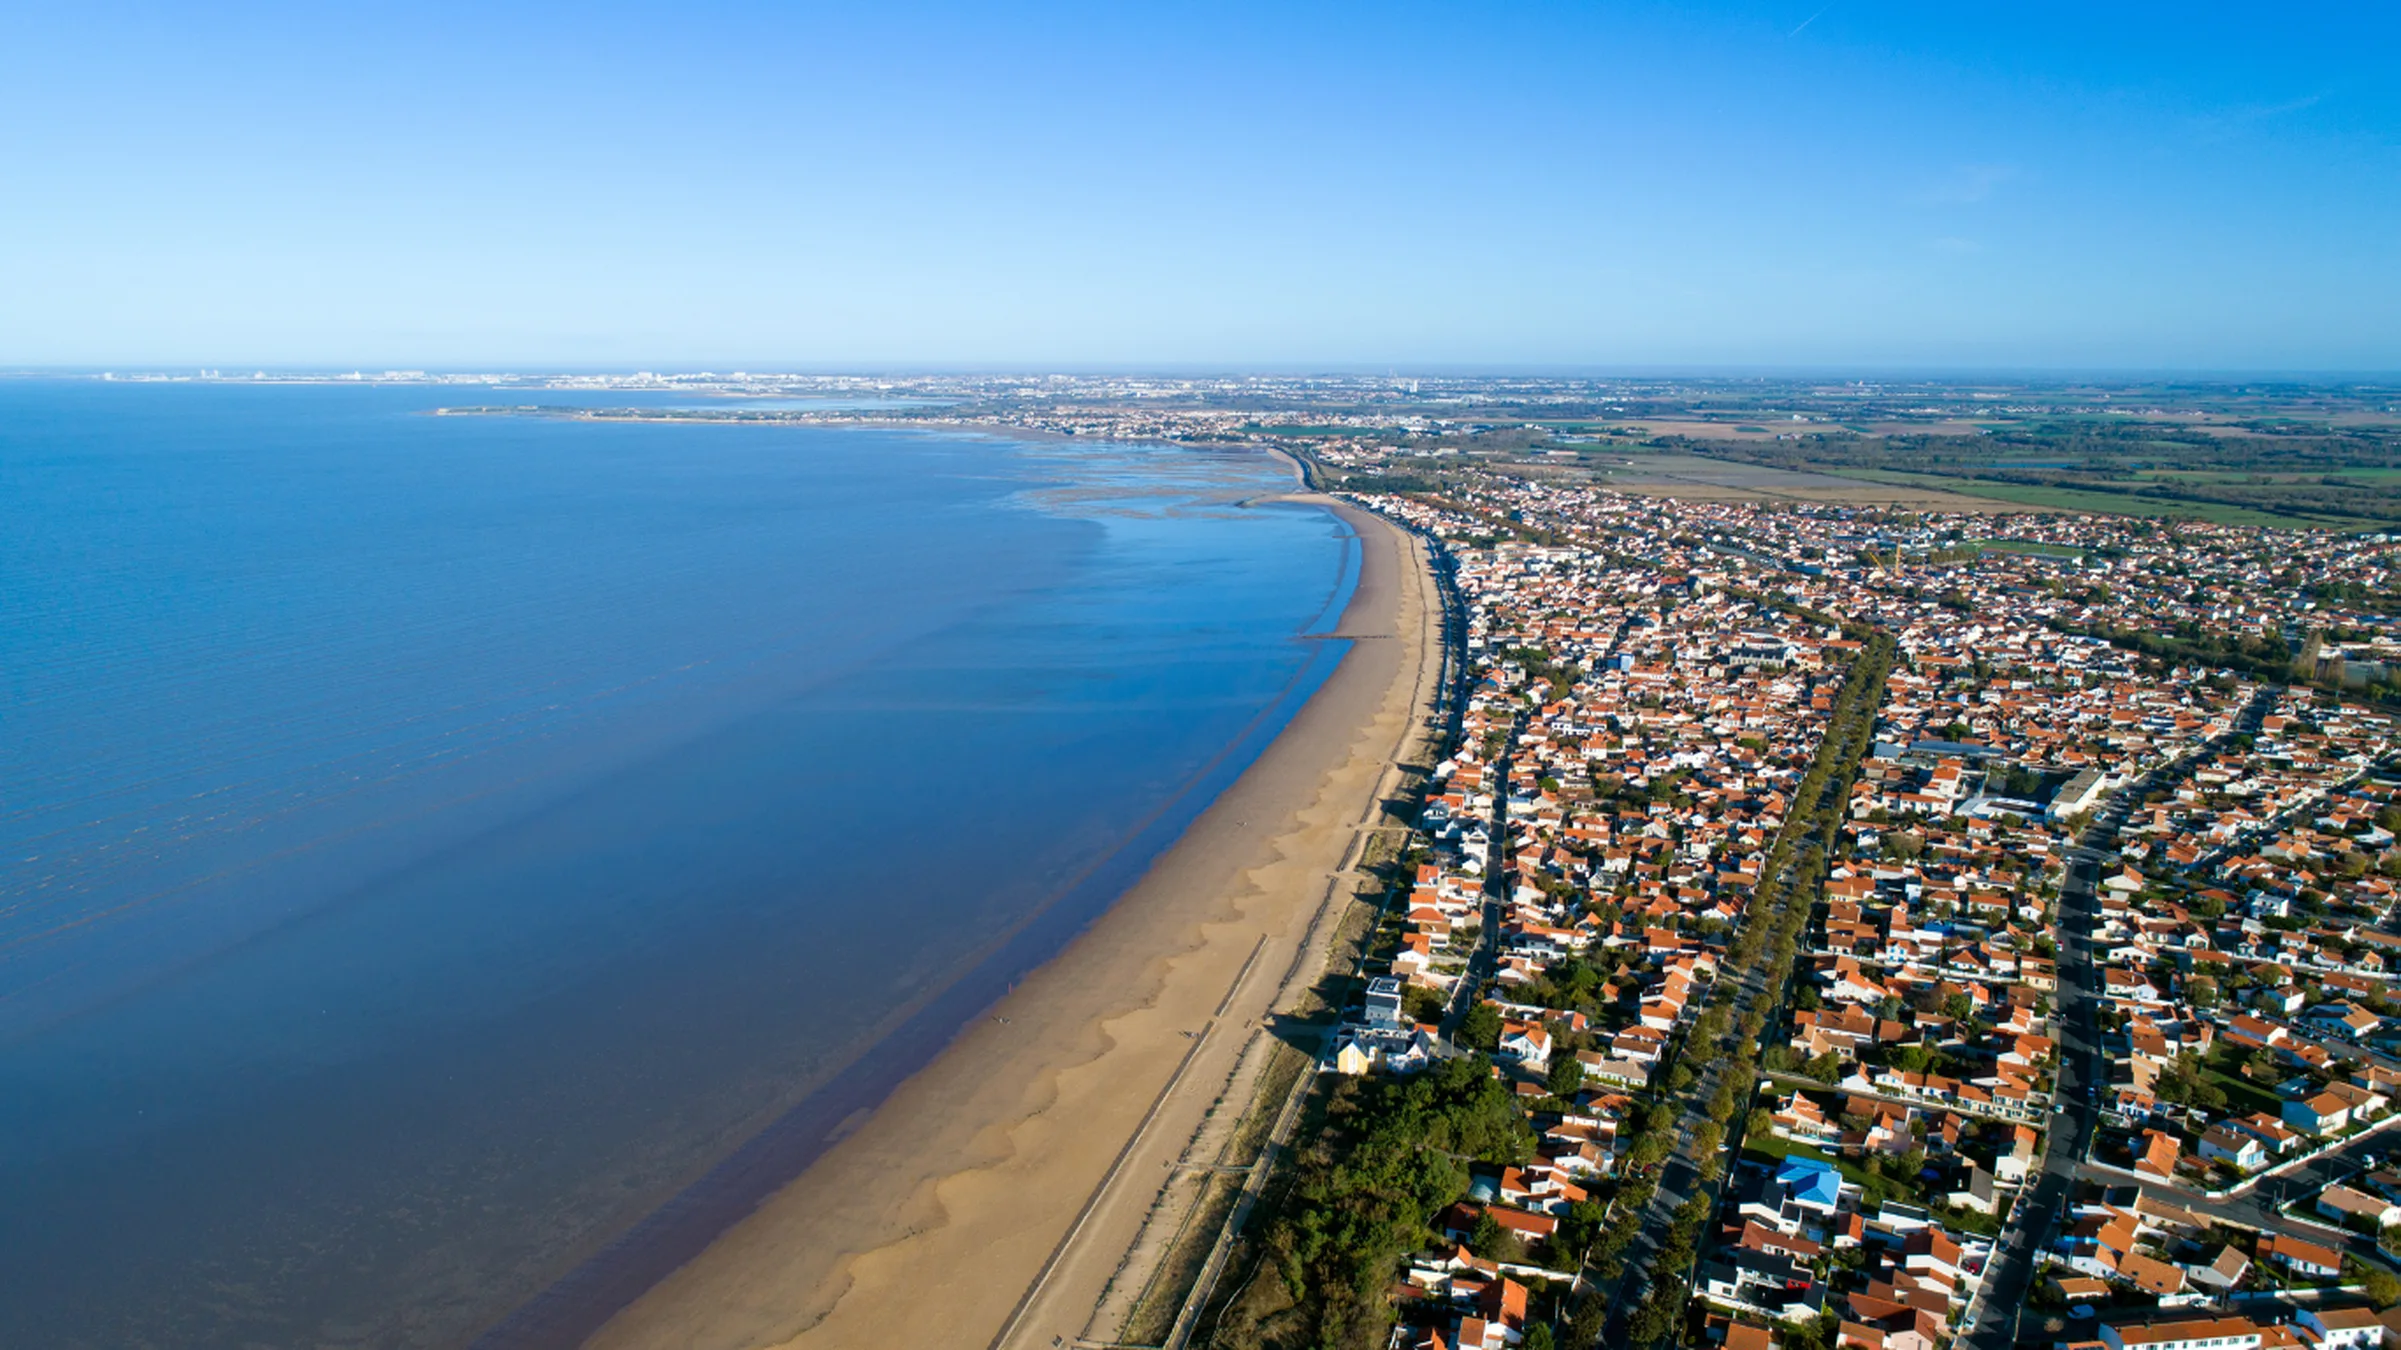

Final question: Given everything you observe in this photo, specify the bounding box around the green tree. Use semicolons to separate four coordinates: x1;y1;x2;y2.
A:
1459;1002;1504;1053
1628;1276;1687;1346
1468;1209;1525;1263
1553;1198;1611;1261
1627;1131;1671;1168
1404;985;1448;1024
1568;1293;1608;1348
2365;1267;2401;1310
1691;1120;1723;1158
1546;1053;1586;1099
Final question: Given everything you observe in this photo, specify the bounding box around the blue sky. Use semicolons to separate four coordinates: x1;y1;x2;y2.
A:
2;2;2394;370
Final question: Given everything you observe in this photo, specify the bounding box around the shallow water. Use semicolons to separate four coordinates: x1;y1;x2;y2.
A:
0;382;1352;1347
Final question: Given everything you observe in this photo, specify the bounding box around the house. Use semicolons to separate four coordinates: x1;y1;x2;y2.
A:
2229;1112;2303;1156
2097;1315;2262;1350
2118;1250;2186;1296
1452;1316;1508;1350
2050;768;2106;822
2317;1183;2400;1228
1776;1155;1848;1216
2052;1275;2112;1306
2284;1091;2353;1136
2196;1122;2266;1171
1698;1246;1814;1315
2133;1128;2182;1182
1496;1020;1553;1070
1332;1026;1436;1076
1773;1091;1845;1148
2063;1211;2140;1280
2257;1231;2343;1279
1993;1124;2040;1184
1475;1276;1529;1342
2255;986;2306;1016
1333;1038;1375;1077
2296;1306;2385;1350
1720;1324;1779;1350
1946;1164;1997;1215
2306;1000;2383;1041
2183;1244;2250;1293
2325;1079;2391;1121
2224;1013;2290;1049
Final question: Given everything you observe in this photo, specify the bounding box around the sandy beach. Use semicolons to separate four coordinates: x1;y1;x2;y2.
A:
584;488;1440;1350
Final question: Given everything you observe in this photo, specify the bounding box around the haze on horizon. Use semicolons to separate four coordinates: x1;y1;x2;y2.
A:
2;1;2395;373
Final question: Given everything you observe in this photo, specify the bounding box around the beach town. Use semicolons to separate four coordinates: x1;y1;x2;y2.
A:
1163;437;2401;1350
10;4;2396;1345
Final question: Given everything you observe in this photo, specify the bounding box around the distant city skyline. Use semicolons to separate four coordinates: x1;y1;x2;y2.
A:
3;1;2395;370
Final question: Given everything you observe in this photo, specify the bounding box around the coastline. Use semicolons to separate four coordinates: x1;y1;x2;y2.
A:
579;487;1441;1350
430;405;1172;451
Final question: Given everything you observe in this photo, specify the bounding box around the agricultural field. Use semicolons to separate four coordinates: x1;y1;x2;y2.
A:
1814;468;2346;527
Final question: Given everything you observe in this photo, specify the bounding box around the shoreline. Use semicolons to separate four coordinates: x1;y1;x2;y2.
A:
576;484;1441;1350
427;405;1204;451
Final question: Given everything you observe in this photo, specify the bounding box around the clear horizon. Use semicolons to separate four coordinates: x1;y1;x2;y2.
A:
14;364;2401;379
4;1;2395;370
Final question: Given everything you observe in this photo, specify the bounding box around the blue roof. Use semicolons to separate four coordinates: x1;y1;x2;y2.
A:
1776;1154;1844;1207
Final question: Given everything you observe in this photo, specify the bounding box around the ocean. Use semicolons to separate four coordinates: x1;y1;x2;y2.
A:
0;381;1355;1348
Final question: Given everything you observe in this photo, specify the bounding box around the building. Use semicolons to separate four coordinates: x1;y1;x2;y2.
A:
2258;1231;2342;1279
2050;768;2107;823
2317;1183;2400;1228
2297;1306;2384;1350
2097;1315;2262;1350
2284;1091;2353;1136
2197;1122;2266;1171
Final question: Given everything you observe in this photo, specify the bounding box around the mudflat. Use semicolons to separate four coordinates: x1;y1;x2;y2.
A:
585;492;1439;1350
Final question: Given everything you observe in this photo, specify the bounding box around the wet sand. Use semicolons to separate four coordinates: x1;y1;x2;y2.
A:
583;492;1438;1350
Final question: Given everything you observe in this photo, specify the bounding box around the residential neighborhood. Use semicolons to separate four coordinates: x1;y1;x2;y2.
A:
1276;455;2401;1350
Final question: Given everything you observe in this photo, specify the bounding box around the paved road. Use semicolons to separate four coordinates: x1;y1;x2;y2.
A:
1958;835;2104;1350
1585;641;1892;1345
1588;847;1822;1340
2071;1147;2401;1265
1962;688;2273;1350
1440;725;1516;1038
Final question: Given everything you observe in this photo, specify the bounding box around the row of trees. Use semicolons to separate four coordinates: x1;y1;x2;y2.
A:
1606;636;1899;1349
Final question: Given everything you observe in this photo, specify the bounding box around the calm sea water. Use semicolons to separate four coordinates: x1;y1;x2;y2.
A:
0;382;1354;1348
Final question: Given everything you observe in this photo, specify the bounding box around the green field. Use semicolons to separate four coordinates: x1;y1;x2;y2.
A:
2132;467;2401;485
2201;1046;2284;1117
1824;468;2355;527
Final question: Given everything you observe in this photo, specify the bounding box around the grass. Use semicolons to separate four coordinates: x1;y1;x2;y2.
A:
1120;1170;1245;1344
2201;1045;2285;1118
1822;469;2335;526
2134;466;2401;484
1932;1200;2005;1238
1742;1133;1927;1209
